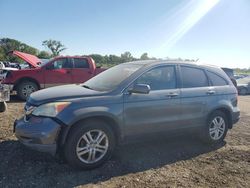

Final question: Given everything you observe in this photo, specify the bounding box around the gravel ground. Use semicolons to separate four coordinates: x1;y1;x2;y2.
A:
0;96;249;188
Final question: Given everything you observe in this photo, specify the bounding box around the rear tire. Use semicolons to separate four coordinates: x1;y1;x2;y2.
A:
64;120;115;170
201;110;228;144
16;81;38;101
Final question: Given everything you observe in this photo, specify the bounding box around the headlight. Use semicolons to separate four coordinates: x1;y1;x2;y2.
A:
32;102;71;117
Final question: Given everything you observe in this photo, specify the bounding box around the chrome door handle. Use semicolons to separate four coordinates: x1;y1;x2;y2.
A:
166;92;179;97
206;90;215;95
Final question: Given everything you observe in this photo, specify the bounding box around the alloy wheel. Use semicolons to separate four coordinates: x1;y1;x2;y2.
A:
76;130;109;164
22;84;36;97
209;116;225;140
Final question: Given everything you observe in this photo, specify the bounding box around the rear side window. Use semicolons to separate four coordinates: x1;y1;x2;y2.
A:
181;66;208;88
135;66;176;90
207;71;228;86
74;58;89;68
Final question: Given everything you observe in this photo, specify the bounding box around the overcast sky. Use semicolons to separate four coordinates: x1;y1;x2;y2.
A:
0;0;249;68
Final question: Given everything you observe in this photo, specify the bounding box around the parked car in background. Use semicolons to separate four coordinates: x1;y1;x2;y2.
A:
237;77;250;95
0;61;21;69
234;75;244;80
1;51;106;100
0;61;19;81
14;60;240;169
234;74;249;80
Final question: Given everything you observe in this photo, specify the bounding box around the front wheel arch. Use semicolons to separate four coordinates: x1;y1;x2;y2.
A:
63;119;116;169
14;77;40;91
15;79;39;100
58;116;122;149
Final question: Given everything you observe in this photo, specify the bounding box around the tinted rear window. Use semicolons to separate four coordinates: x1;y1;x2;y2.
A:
207;71;228;86
181;66;208;88
74;58;89;68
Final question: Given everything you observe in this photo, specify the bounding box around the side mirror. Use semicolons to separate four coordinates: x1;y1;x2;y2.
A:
128;84;150;94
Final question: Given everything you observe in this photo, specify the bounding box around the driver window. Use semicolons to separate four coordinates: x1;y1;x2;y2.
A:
135;66;176;90
50;58;72;69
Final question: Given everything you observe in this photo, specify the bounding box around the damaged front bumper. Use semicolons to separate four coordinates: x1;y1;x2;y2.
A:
14;116;61;155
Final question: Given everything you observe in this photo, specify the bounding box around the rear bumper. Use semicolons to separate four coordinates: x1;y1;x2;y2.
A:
232;107;240;125
14;116;61;155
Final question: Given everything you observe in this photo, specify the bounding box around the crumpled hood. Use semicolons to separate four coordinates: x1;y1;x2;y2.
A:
12;51;41;68
28;84;106;106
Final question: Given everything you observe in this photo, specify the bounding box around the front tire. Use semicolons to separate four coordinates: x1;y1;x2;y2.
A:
201;111;228;144
0;102;7;112
64;120;115;170
16;81;38;101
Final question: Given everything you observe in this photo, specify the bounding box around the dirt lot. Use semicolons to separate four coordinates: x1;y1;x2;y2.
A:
0;96;249;188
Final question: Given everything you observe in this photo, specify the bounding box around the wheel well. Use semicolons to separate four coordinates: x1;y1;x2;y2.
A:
209;108;233;129
14;77;40;90
59;116;121;147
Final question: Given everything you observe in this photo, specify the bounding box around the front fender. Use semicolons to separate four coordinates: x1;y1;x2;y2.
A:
73;108;122;127
58;105;123;126
56;104;123;146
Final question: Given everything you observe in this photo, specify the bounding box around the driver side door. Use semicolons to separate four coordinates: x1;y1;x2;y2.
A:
123;65;182;137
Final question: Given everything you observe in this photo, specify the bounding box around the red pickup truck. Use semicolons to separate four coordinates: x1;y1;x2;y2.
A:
1;51;106;100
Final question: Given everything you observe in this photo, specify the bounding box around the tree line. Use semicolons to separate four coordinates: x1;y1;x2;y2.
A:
0;38;65;62
1;38;249;71
0;38;157;67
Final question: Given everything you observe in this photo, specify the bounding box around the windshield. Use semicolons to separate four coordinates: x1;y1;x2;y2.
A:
39;58;51;67
83;64;142;91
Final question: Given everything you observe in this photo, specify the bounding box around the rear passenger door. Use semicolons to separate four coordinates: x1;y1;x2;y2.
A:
71;58;92;83
206;70;229;95
179;65;216;128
